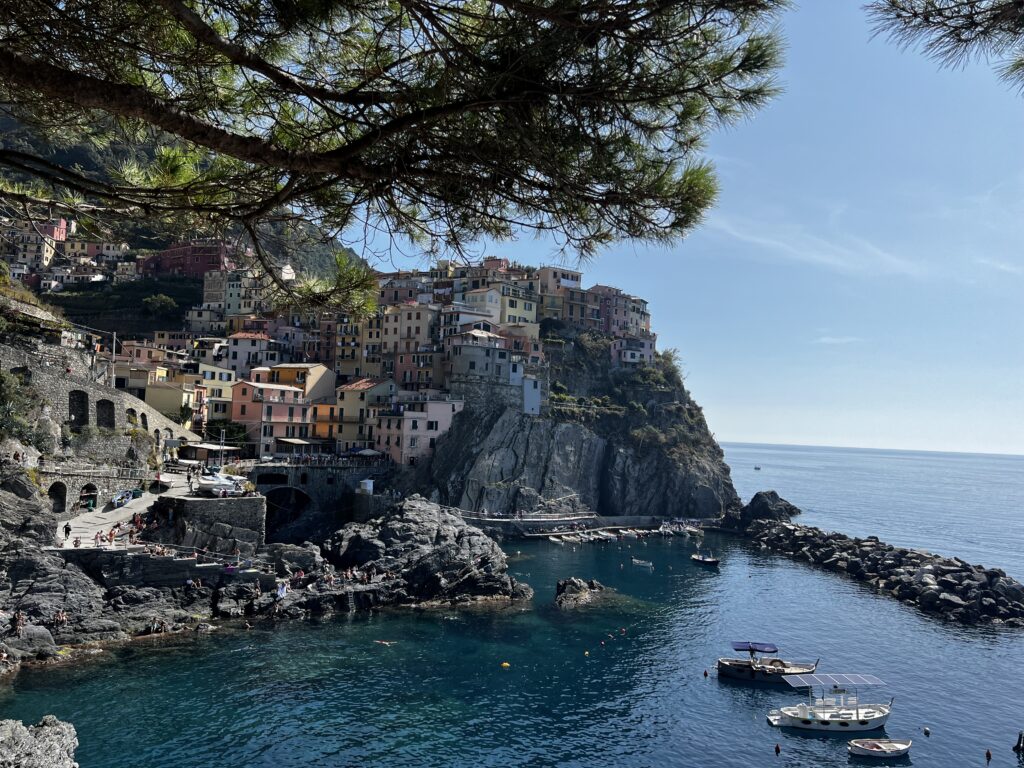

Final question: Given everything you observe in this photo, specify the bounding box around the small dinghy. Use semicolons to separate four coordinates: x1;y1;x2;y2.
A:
548;535;564;545
691;551;719;567
631;557;653;567
848;738;912;758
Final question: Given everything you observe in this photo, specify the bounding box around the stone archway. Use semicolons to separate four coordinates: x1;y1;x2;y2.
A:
68;390;89;430
264;486;315;543
78;483;98;511
140;412;148;430
47;482;67;516
125;407;138;426
96;399;116;429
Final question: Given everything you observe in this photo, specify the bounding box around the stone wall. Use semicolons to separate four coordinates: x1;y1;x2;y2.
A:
151;495;267;554
58;547;277;590
0;342;199;444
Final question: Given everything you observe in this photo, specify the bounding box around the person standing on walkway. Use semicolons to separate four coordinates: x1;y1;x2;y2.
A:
62;522;72;543
94;530;103;548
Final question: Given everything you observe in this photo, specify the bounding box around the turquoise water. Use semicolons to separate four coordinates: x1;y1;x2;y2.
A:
2;444;1024;767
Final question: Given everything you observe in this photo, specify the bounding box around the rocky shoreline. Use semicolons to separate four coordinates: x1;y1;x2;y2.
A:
1;484;531;679
723;490;1024;627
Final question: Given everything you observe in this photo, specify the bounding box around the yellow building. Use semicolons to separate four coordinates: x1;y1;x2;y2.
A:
144;381;200;430
337;378;394;452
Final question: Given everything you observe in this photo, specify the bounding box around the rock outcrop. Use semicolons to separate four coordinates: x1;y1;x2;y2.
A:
0;715;78;768
554;577;605;610
748;520;1024;627
720;490;801;531
427;405;737;519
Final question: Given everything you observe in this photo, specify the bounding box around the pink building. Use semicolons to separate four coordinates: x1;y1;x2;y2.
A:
374;394;464;466
230;380;312;457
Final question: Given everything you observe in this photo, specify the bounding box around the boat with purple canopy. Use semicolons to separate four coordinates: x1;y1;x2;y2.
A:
716;642;818;684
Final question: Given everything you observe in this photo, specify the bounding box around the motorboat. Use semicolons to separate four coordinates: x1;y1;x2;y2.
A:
684;525;703;536
562;534;581;544
767;673;892;732
691;550;719;567
631;557;653;567
848;739;912;758
716;642;818;684
622;530;639;539
548;535;564;545
196;471;241;497
754;466;762;471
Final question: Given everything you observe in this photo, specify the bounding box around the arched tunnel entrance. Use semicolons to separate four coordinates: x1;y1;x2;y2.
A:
264;486;315;543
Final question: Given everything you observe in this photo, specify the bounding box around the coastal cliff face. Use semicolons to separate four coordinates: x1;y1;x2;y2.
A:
428;405;736;518
425;330;738;519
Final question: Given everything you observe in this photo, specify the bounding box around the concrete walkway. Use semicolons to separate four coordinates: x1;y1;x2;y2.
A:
56;474;192;549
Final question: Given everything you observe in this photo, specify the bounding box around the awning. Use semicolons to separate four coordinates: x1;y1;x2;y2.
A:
277;437;311;445
731;642;778;654
189;442;240;452
357;448;381;456
783;674;885;689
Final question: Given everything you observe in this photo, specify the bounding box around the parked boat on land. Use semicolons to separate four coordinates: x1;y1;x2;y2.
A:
631;557;653;568
196;471;241;497
716;642;818;684
767;674;892;732
110;490;134;509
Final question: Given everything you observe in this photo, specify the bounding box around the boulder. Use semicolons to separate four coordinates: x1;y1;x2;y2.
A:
554;577;605;610
721;490;802;531
0;715;78;768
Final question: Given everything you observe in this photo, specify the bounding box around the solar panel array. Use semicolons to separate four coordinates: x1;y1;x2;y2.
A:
782;673;885;688
730;642;779;653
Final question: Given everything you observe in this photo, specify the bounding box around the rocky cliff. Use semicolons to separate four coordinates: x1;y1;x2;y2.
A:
424;330;738;519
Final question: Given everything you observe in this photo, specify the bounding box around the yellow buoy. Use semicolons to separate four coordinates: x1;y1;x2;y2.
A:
500;661;511;668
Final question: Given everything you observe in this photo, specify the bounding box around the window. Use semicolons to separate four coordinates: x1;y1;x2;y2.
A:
240;404;247;415
409;437;417;448
411;420;418;430
427;420;438;431
468;361;476;370
266;405;273;419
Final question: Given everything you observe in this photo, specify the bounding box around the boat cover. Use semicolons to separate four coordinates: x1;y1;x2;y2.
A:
783;673;884;688
730;642;778;653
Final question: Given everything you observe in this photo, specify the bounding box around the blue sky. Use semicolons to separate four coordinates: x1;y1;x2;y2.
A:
476;1;1024;455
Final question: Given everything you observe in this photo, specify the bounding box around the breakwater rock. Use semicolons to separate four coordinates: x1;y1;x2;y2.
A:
0;715;78;768
748;520;1024;627
554;577;605;610
720;490;801;531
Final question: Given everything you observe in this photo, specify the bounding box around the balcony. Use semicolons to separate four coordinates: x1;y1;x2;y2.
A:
253;393;309;404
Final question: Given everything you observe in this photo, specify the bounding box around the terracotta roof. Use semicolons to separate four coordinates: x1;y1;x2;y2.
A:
228;332;271;340
337;377;389;391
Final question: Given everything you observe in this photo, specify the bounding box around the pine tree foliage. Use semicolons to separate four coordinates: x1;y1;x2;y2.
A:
867;1;1024;87
0;0;787;307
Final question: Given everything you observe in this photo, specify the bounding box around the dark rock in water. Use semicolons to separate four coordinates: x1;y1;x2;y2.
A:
0;715;78;767
745;519;1024;627
720;490;802;531
323;495;531;606
554;577;605;610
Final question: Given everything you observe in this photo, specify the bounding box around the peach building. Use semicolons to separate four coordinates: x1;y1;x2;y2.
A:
374;393;464;466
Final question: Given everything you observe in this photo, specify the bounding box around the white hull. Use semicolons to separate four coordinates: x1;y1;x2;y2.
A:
848;739;912;757
768;703;891;732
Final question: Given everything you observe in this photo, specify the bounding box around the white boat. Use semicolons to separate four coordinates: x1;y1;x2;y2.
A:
631;557;653;567
622;530;639;539
716;642;818;684
562;534;582;544
684;525;702;536
548;536;565;545
196;472;240;496
767;673;892;732
848;739;912;758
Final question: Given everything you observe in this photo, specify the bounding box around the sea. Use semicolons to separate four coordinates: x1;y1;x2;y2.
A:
1;443;1022;768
